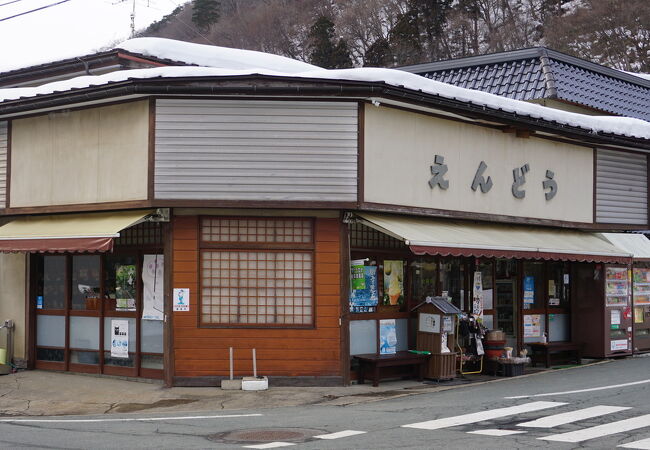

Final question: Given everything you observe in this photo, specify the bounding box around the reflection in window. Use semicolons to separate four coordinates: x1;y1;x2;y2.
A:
411;259;437;301
440;258;465;311
71;255;101;310
105;255;137;311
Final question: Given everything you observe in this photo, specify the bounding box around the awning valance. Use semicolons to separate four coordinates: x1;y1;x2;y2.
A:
356;212;632;263
0;210;154;253
601;233;650;262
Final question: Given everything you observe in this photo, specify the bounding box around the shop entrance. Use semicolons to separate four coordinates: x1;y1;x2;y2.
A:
32;252;164;379
495;259;518;349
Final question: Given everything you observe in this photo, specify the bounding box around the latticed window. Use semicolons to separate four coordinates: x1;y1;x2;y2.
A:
200;218;314;327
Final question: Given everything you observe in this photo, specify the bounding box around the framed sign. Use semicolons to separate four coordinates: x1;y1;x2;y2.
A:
419;313;441;333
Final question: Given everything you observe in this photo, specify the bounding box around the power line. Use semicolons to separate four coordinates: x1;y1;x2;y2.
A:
0;0;28;7
160;0;216;45
0;0;71;22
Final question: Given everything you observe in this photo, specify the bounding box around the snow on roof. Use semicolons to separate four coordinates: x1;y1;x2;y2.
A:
1;62;650;142
118;37;320;73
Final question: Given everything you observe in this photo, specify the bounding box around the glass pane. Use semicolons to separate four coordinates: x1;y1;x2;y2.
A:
478;260;494;310
71;255;101;310
440;258;465;311
36;348;64;362
70;316;100;350
103;351;135;367
70;350;99;365
104;317;136;352
141;354;163;370
36;315;65;347
523;261;545;310
36;255;66;310
548;262;570;308
141;319;163;353
411;259;437;301
495;259;518;348
105;255;137;312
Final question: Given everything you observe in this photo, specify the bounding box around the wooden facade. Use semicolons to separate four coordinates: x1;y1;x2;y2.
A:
171;215;343;382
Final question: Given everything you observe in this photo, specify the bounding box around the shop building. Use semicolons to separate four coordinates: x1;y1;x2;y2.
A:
0;39;649;386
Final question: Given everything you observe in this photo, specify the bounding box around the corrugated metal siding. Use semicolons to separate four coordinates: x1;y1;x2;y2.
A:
0;121;7;208
155;100;358;202
596;149;648;224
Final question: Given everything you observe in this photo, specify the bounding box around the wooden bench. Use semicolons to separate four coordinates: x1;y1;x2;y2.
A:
354;351;430;387
529;342;582;368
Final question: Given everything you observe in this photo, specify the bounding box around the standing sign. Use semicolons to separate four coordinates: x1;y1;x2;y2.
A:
472;271;483;318
142;255;164;320
111;320;129;359
173;288;190;312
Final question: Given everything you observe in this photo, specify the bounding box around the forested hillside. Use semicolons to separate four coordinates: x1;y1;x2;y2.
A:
139;0;650;71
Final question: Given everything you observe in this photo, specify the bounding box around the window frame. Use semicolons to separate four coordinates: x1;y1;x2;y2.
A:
198;216;316;329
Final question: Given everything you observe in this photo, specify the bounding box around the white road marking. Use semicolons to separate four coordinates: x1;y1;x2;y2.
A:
0;413;263;423
467;429;527;436
401;401;567;430
517;405;630;428
506;379;650;399
540;414;650;443
243;443;295;449
619;437;650;449
314;430;367;440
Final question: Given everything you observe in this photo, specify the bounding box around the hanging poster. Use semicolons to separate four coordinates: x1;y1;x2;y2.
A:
523;276;535;304
142;255;164;320
472;271;483;317
349;266;379;312
173;288;190;312
523;314;541;338
379;319;397;354
110;320;129;359
383;261;404;306
350;259;366;290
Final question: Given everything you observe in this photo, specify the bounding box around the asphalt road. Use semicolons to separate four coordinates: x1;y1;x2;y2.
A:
2;357;650;449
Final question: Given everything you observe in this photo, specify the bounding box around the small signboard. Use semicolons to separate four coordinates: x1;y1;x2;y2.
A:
173;288;190;312
419;313;441;333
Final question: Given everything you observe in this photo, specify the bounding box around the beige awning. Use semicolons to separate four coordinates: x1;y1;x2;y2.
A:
601;233;650;261
356;212;631;263
0;210;154;253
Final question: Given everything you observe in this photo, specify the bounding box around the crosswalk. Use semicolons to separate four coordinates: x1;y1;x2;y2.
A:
401;401;650;449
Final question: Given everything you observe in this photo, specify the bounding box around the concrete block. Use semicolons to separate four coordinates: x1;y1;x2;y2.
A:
241;376;268;391
221;379;242;390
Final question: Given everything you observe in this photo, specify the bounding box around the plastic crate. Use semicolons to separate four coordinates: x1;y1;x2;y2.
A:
502;363;524;377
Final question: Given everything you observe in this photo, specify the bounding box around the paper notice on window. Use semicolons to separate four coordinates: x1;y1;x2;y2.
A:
142;255;164;320
110;320;129;359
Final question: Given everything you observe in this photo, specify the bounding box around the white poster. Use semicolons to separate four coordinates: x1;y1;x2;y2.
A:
523;314;542;338
419;313;441;333
173;288;190;312
441;332;450;353
610;339;628;351
483;289;493;310
111;320;129;359
142;255;164;320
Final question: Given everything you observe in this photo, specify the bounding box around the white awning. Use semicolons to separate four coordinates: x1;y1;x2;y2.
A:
356;212;631;263
601;233;650;261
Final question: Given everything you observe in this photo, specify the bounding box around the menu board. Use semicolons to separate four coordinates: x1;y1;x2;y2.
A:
633;268;650;306
606;267;629;307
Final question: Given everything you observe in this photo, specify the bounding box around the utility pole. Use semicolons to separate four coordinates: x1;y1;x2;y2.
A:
130;0;136;38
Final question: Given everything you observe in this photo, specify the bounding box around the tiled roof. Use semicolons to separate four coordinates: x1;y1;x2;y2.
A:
400;48;650;121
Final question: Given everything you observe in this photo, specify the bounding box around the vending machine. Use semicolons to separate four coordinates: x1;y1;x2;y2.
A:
632;266;650;352
604;266;633;356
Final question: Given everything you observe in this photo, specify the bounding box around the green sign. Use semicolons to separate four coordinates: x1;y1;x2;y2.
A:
351;260;366;290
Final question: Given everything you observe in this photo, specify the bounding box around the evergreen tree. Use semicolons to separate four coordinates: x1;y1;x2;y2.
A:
192;0;221;32
363;37;393;67
308;15;353;69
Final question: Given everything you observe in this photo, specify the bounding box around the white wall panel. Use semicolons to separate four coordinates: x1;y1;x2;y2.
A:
596;149;648;224
155;99;358;202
